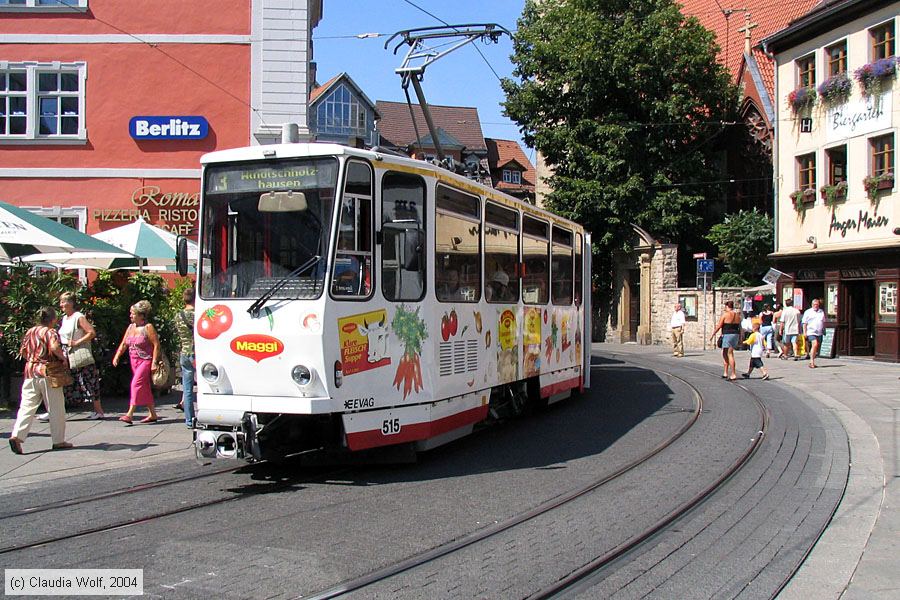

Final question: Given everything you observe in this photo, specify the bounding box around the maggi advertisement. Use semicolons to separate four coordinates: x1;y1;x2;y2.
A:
523;307;542;377
498;309;516;351
337;309;392;377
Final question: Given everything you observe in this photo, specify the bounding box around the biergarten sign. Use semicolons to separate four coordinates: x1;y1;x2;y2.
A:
92;186;199;235
825;91;892;143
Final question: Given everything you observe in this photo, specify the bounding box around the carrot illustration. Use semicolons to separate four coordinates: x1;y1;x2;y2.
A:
392;304;428;401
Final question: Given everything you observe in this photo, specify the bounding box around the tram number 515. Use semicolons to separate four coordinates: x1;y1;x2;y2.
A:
382;418;401;435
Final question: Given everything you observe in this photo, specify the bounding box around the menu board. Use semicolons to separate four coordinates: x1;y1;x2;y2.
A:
819;327;836;359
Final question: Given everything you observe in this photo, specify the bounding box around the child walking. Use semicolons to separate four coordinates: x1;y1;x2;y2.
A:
742;322;770;380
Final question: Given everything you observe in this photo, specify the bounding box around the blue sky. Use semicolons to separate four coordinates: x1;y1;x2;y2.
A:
313;0;530;160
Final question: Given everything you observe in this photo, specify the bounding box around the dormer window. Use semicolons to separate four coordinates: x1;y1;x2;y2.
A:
502;169;521;184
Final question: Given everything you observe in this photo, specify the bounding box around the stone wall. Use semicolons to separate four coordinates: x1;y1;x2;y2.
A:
604;233;744;351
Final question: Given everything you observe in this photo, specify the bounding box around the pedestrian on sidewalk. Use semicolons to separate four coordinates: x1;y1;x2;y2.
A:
742;294;755;319
710;300;742;380
742;321;770;380
112;300;160;425
58;292;104;419
779;299;802;360
759;303;775;358
670;302;685;357
173;286;196;428
802;298;826;368
8;307;73;454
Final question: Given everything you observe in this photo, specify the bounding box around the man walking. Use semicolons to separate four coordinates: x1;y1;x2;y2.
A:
779;299;802;360
802;298;826;368
670;302;685;357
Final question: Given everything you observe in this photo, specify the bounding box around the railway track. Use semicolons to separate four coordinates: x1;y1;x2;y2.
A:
302;363;742;600
0;459;350;556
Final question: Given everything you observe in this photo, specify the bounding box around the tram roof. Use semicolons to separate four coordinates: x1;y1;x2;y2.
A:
200;143;582;232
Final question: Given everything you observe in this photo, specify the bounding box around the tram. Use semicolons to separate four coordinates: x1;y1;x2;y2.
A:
178;143;592;461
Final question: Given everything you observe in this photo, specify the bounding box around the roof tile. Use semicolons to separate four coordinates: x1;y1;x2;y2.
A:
375;101;487;152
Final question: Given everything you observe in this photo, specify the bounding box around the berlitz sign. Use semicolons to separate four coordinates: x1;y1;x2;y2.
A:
825;92;892;143
129;116;209;140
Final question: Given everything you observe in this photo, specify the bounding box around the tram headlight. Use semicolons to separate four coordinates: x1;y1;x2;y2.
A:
201;363;220;382
291;364;314;387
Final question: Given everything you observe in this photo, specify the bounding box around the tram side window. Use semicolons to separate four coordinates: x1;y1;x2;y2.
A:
522;216;549;305
485;202;519;303
382;172;426;302
435;185;481;302
574;233;583;306
332;160;373;298
551;226;573;305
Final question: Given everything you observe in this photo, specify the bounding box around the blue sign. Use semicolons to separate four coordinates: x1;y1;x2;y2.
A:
129;116;208;140
697;259;715;273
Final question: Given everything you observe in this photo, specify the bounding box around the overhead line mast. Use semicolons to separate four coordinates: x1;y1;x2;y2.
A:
385;24;512;167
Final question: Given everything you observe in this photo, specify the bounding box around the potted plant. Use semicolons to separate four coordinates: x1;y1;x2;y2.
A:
787;86;817;115
790;188;816;212
820;181;848;206
863;171;894;202
817;72;852;106
854;56;898;98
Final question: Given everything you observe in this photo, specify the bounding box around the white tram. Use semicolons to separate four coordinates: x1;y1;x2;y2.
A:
183;143;591;460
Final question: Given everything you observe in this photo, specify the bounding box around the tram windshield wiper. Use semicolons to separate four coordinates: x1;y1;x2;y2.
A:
247;255;322;318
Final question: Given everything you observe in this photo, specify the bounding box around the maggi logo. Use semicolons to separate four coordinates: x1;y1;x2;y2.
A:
230;334;284;362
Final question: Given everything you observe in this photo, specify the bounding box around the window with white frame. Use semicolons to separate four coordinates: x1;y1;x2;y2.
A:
0;0;88;11
502;169;522;184
0;62;86;140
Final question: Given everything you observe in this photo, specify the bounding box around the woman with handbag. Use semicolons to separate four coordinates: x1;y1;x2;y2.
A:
709;300;742;381
8;307;73;454
112;300;160;425
59;292;104;419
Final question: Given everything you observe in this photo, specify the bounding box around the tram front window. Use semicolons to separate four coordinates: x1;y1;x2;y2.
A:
200;158;338;299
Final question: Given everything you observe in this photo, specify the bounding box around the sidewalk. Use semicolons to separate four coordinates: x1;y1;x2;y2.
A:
0;390;194;493
598;341;898;600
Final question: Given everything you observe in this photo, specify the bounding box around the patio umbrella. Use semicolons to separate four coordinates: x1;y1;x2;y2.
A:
0;200;135;263
92;219;198;270
23;218;197;271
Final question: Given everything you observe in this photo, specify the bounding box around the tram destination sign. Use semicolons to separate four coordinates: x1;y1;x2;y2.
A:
207;160;337;194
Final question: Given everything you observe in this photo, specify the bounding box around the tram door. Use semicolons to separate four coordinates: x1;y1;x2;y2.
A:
845;281;875;355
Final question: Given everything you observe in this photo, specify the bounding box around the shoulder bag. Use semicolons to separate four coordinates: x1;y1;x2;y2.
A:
66;314;95;370
42;329;73;388
151;352;173;389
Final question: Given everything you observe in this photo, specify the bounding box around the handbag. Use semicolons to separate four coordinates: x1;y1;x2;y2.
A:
65;315;95;370
716;335;723;349
46;358;74;388
151;353;172;389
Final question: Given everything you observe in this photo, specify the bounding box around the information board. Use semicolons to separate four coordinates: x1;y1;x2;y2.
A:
819;327;836;358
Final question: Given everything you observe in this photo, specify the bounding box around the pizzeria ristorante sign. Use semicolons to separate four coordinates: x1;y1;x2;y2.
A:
93;186;198;235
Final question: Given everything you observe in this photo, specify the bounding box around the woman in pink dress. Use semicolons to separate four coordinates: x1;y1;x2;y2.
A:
112;300;160;425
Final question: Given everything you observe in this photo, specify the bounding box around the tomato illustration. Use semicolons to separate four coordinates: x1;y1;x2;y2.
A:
197;304;234;340
441;314;451;342
449;309;459;336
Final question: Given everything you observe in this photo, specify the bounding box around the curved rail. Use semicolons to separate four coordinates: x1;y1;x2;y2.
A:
528;360;769;598
301;365;706;600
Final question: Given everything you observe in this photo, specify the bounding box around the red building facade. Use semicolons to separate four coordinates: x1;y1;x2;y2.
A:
1;0;320;238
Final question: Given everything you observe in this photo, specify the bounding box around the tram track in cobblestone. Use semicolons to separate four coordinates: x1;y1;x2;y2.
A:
0;462;242;522
302;363;718;600
526;360;769;599
0;462;352;556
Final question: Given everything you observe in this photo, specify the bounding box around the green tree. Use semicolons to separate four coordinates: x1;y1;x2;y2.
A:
705;209;774;287
503;0;738;339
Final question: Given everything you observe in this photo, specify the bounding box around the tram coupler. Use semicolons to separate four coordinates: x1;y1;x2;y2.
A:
193;412;261;461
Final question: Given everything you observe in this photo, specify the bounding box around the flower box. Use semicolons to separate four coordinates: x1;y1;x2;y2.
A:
820;181;848;206
817;73;852;106
863;172;894;202
854;57;898;97
790;188;816;212
787;86;817;115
